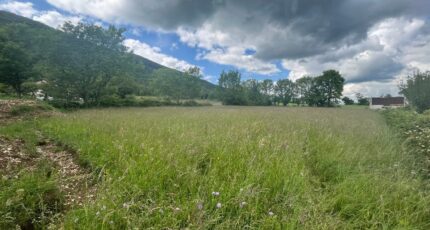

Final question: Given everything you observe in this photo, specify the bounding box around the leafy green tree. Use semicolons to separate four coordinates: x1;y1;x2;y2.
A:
61;22;126;52
46;22;128;105
308;70;344;107
260;79;273;95
295;76;314;106
0;41;34;97
400;71;430;113
218;70;246;105
356;93;369;105
184;66;202;78
274;79;296;106
342;96;355;105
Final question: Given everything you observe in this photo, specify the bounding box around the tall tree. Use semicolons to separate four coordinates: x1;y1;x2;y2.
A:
295;76;314;106
47;22;128;105
311;70;344;107
218;70;246;105
274;79;296;106
400;71;430;113
0;41;34;97
356;93;369;105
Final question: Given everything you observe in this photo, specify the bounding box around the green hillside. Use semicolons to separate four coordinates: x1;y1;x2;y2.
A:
0;11;216;104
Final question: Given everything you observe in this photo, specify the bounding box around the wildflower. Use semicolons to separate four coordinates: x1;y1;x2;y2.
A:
216;203;222;209
174;207;181;211
197;202;203;210
212;191;220;196
268;211;274;216
240;201;247;208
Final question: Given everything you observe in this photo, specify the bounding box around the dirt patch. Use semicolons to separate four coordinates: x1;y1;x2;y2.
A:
36;141;97;207
0;135;97;208
0;136;38;178
0;99;54;125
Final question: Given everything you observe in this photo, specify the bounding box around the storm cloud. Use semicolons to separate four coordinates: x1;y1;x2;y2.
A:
39;0;430;94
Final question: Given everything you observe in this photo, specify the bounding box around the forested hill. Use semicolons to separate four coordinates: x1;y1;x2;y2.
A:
0;11;216;104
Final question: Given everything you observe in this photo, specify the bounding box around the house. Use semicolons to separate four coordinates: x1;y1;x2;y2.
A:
369;97;406;109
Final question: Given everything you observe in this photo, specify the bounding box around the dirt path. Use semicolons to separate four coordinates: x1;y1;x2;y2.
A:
36;139;98;207
1;99;97;209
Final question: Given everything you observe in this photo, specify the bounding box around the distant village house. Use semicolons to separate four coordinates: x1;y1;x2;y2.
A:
369;97;406;109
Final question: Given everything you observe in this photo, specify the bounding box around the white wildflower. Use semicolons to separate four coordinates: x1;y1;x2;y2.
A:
216;203;222;209
212;191;220;196
268;211;274;216
240;201;247;208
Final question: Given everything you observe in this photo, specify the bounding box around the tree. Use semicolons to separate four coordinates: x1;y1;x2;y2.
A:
274;79;296;106
307;70;344;107
356;93;369;105
400;71;430;113
342;96;354;105
0;41;34;97
184;66;202;78
47;22;129;105
218;70;246;105
295;76;314;106
61;22;127;52
260;79;273;96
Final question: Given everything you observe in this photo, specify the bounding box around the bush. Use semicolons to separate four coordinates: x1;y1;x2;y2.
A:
49;99;82;109
382;109;430;170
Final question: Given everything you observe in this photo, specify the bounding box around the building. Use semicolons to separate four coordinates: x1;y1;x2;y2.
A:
369;97;406;109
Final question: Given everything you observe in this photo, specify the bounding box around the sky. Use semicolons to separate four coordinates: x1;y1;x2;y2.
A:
1;0;430;98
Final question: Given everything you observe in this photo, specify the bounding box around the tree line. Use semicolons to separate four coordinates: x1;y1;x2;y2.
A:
218;69;345;107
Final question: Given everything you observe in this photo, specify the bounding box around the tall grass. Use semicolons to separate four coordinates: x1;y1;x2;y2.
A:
38;107;430;229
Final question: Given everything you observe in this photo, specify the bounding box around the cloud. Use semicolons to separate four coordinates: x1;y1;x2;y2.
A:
281;17;430;96
0;1;35;17
0;1;81;28
5;0;430;95
123;39;195;71
32;10;81;28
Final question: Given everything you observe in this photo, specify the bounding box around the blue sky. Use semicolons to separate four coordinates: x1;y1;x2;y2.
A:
1;0;430;97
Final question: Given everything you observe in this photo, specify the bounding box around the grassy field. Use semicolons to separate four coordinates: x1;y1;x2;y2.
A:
2;106;430;229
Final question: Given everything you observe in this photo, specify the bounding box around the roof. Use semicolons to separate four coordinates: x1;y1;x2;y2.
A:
371;97;404;106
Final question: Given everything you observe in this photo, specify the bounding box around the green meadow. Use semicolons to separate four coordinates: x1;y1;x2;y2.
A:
21;107;427;229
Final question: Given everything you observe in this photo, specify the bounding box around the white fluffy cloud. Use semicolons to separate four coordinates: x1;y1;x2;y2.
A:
0;0;81;28
123;39;194;72
0;1;35;17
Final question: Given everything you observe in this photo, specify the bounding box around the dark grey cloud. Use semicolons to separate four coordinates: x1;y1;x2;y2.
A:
47;0;429;60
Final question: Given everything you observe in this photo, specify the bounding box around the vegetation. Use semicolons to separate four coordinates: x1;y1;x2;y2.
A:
0;11;215;107
0;161;63;229
400;71;430;113
382;108;430;172
0;107;424;228
218;70;345;106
